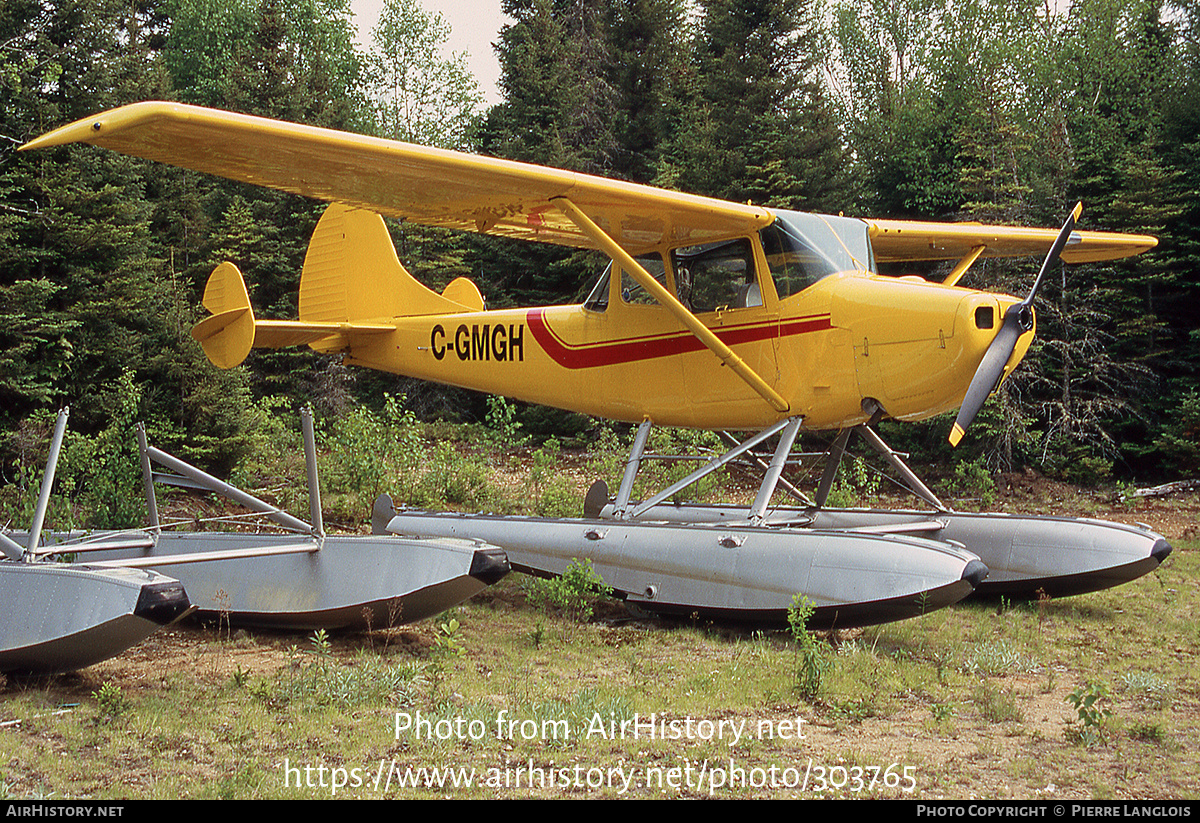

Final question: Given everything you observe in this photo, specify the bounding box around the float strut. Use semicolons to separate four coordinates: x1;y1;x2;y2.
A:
748;417;804;524
27;407;69;558
301;406;324;538
814;427;852;509
613;419;652;520
855;425;949;511
137;422;160;532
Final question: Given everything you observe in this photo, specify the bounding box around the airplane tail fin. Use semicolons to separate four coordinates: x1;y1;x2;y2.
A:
192;203;484;369
299;202;484;327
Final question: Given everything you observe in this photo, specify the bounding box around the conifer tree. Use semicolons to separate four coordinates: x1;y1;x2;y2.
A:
658;0;850;212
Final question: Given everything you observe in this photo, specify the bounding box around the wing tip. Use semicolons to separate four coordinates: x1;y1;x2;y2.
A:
20;100;179;152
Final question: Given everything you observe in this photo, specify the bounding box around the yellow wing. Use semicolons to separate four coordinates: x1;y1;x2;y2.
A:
24;101;1156;264
21;101;773;255
867;218;1157;264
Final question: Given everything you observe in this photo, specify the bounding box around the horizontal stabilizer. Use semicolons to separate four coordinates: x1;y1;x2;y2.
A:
192;262;255;369
191;262;394;369
255;319;393;354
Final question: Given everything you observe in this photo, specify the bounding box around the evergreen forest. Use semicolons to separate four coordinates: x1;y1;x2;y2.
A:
3;0;1200;520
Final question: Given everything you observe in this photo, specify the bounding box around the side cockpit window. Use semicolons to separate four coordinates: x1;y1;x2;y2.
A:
671;238;757;313
583;263;611;311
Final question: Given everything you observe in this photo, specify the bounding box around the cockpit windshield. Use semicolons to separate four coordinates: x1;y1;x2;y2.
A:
762;211;874;299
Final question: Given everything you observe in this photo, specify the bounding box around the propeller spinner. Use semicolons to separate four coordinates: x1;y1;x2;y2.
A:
949;202;1083;446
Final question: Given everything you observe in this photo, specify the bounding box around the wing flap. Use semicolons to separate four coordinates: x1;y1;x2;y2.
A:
867;219;1157;264
23;102;773;254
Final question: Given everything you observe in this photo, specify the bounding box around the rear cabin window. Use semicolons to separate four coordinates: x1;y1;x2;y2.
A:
619;253;670;305
583;254;671;311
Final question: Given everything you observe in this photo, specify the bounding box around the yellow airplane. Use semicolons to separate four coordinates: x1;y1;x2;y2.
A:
25;103;1174;625
23;102;1156;447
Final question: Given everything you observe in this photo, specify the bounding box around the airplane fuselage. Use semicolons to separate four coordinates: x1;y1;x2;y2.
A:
339;267;1029;431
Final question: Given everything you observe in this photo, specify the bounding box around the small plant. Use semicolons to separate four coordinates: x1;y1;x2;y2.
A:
933;649;955;686
229;665;251;689
247;678;274;703
92;682;129;721
958;640;1040;676
485;395;525;446
930;702;956;721
787;594;830;700
1121;670;1173;710
1036;587;1052;628
973;681;1023;723
309;628;332;658
426;616;466;698
1128;721;1168;744
307;629;333;676
1066;680;1112;745
524;558;613;623
433;617;465;659
213;588;232;642
1114;481;1140;511
1043;664;1058;695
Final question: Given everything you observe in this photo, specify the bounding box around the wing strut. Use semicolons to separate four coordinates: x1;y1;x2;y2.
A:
943;245;986;287
551;196;790;414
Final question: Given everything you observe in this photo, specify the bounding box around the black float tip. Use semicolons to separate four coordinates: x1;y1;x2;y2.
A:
963;559;990;590
469;547;510;585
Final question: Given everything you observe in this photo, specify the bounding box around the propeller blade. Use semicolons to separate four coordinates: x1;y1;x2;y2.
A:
948;203;1082;447
1023;201;1082;308
949;307;1025;446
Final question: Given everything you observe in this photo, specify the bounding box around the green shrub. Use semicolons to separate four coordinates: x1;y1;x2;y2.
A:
524;558;614;623
950;457;997;507
1066;680;1112;745
788;594;831;700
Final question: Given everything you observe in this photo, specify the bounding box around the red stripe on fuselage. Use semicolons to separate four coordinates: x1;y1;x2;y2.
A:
526;308;832;369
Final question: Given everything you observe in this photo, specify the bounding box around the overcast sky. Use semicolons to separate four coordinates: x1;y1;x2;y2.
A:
349;0;509;105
